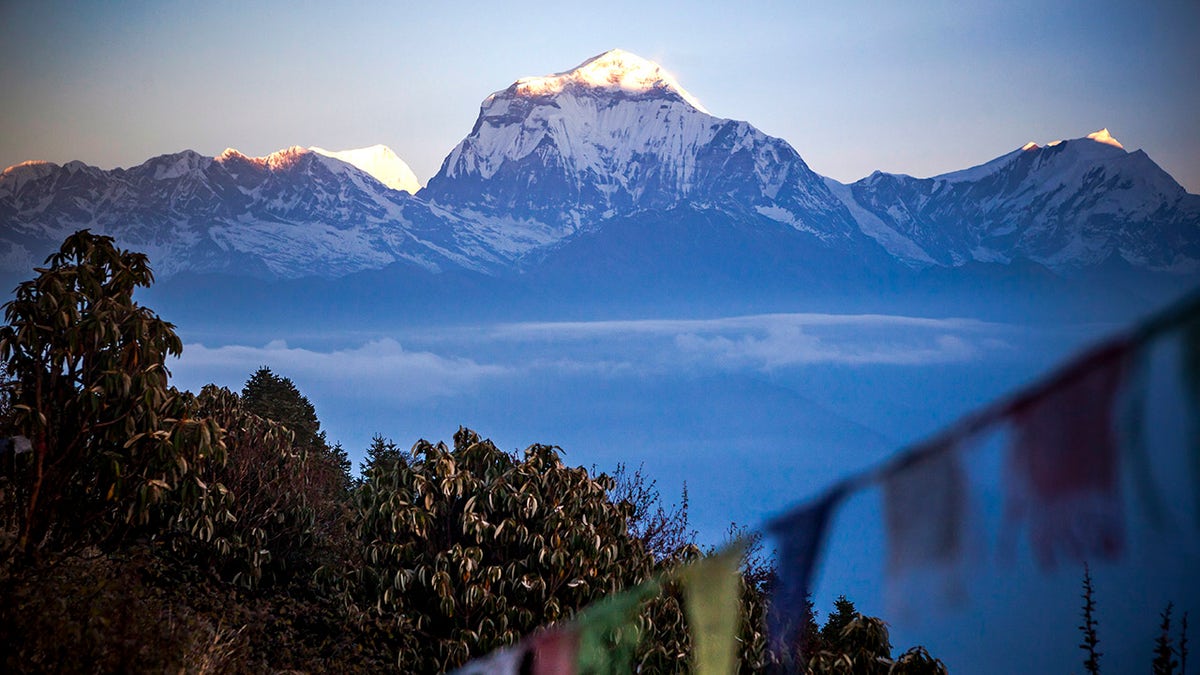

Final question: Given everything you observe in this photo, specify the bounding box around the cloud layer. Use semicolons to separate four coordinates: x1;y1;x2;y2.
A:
489;312;1005;371
169;313;1011;409
171;338;509;402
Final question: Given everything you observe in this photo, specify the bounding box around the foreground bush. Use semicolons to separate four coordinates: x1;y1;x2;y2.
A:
338;428;665;670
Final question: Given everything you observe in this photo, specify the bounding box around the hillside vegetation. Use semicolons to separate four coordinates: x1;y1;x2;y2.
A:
0;231;947;673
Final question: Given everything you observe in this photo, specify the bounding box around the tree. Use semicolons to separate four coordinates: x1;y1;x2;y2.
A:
609;462;695;561
242;367;323;450
242;366;350;495
1181;612;1190;675
1079;563;1102;675
1154;602;1179;675
0;230;223;560
339;428;667;671
360;434;405;476
805;596;945;675
821;595;862;648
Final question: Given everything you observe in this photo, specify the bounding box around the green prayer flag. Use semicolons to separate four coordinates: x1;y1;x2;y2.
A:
575;580;661;675
680;546;744;675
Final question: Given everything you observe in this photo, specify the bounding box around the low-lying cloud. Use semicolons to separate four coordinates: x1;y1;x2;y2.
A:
168;313;1010;409
491;312;992;339
488;312;1005;370
674;326;977;368
172;338;510;401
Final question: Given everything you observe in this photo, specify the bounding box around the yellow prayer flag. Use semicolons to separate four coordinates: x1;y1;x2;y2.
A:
679;546;744;675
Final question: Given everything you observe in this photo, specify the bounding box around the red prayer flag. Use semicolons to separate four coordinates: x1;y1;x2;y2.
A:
1005;342;1130;569
528;626;580;675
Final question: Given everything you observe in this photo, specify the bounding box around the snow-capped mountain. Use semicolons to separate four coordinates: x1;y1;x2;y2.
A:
0;145;498;279
1;50;1197;292
827;129;1200;273
421;49;864;254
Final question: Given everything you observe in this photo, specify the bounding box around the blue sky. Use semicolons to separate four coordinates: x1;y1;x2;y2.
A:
2;0;1198;192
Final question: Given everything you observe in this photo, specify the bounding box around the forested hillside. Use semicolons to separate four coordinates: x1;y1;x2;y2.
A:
0;231;952;672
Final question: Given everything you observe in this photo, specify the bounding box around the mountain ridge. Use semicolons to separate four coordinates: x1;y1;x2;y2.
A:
828;132;1200;272
2;50;1196;294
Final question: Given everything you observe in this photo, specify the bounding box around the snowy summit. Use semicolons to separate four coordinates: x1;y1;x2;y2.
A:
310;145;422;194
1086;128;1124;149
425;48;857;245
505;48;708;113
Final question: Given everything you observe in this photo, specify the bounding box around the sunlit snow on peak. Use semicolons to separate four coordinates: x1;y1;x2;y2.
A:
509;48;708;113
1026;130;1123;152
1086;128;1124;149
214;145;420;191
0;159;59;193
7;159;54;170
310;145;422;193
216;146;312;170
263;146;312;169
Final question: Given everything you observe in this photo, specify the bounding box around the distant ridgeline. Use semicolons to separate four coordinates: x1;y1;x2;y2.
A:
2;50;1198;319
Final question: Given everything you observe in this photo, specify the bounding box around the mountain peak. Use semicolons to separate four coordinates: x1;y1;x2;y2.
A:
138;149;211;179
216;146;312;170
507;48;708;113
310;144;421;193
263;146;312;169
2;159;57;178
0;160;59;194
1086;128;1123;149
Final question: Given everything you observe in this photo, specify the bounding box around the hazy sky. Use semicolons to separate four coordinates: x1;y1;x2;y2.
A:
1;0;1198;192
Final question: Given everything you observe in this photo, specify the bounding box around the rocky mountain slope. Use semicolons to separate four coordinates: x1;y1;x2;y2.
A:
0;146;498;279
826;129;1200;273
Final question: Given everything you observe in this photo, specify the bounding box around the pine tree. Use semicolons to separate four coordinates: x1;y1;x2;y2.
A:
241;366;325;452
809;596;897;675
821;594;859;648
801;593;824;659
241;366;351;495
1181;612;1190;675
1155;602;1179;675
360;434;403;476
1079;563;1102;675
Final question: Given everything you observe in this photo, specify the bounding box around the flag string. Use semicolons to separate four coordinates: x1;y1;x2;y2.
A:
452;288;1200;674
837;289;1200;499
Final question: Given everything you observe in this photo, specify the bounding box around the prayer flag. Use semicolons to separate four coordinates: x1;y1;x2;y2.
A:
447;643;527;675
576;580;661;675
1182;315;1200;523
527;626;580;675
765;488;844;667
1119;349;1170;528
1005;343;1130;568
679;546;745;675
883;443;966;575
